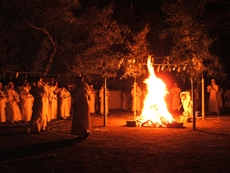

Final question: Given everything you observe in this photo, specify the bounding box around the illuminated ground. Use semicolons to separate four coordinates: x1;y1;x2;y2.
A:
0;110;230;173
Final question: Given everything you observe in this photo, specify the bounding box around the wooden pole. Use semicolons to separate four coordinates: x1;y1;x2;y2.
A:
191;77;196;130
133;77;137;119
104;77;107;127
201;75;205;120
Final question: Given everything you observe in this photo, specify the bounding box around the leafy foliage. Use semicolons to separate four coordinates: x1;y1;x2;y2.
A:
122;25;150;79
70;5;130;80
161;0;226;83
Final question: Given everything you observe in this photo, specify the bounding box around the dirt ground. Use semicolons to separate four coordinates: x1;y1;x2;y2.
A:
0;110;230;173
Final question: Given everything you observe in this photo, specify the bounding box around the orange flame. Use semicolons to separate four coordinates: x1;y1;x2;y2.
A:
137;56;174;127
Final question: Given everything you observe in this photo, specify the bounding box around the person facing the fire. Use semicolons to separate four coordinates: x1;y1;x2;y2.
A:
207;79;220;115
131;82;142;114
71;77;92;140
170;83;181;111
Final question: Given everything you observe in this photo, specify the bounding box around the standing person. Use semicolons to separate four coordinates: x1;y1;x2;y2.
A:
59;84;71;119
170;83;181;111
49;81;59;120
0;83;7;123
122;90;132;111
71;77;92;139
19;81;34;122
99;84;110;115
5;82;22;123
207;79;219;115
88;85;96;115
29;78;49;133
131;82;142;114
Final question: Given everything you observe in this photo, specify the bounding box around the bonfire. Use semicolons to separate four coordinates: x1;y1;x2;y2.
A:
136;56;175;127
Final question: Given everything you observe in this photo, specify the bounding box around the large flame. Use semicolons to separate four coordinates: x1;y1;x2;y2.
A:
137;56;174;127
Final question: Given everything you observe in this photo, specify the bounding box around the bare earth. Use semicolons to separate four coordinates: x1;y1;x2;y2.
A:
0;110;230;173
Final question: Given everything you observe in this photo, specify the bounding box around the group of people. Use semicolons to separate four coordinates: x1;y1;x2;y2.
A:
171;79;223;122
0;77;111;140
0;79;72;125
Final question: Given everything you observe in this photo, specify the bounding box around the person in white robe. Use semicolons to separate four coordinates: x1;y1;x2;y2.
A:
19;81;34;122
88;85;96;114
131;82;142;114
59;84;71;119
170;83;181;111
49;82;59;120
179;91;192;122
0;83;7;123
207;79;219;115
29;78;49;133
99;84;110;115
5;82;22;123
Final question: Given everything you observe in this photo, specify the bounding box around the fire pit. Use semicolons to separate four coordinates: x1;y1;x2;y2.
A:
166;122;184;128
126;119;184;128
126;120;137;127
126;56;184;129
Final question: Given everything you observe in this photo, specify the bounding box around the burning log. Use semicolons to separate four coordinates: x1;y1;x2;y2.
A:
166;122;184;128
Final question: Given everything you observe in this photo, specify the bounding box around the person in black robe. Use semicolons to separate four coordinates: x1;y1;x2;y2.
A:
71;77;92;140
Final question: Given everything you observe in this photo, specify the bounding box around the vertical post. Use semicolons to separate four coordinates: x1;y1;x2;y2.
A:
191;77;196;130
133;77;137;119
104;77;107;127
201;75;205;120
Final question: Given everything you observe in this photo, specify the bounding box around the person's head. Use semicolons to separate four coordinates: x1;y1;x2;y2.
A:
8;82;14;89
133;82;138;87
211;79;216;85
90;85;94;89
174;83;178;87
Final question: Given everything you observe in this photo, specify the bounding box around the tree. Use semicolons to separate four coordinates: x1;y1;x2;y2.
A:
161;0;226;84
70;5;129;81
0;0;81;78
122;24;150;80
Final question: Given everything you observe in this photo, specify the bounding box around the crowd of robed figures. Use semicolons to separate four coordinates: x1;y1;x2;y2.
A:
0;79;72;125
0;77;111;140
0;77;226;139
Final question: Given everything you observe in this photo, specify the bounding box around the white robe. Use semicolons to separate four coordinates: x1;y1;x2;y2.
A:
99;87;109;115
131;86;142;112
180;91;192;117
88;88;96;114
207;84;219;113
171;87;181;110
49;86;58;120
59;88;71;118
6;88;22;122
0;90;6;123
19;86;34;122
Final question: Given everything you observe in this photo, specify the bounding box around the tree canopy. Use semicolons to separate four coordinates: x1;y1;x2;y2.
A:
0;0;229;88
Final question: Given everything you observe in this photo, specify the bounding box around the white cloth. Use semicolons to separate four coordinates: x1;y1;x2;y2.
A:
131;86;142;112
180;91;192;117
59;88;71;118
0;90;6;122
171;87;181;110
49;86;58;120
6;88;22;122
19;86;34;122
207;84;219;113
99;87;110;115
88;88;96;114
